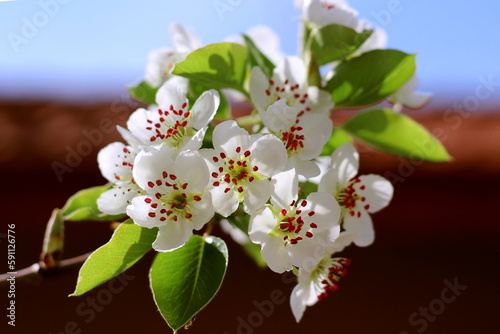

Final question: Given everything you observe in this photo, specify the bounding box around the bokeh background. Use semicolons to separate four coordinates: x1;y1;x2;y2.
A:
1;0;499;333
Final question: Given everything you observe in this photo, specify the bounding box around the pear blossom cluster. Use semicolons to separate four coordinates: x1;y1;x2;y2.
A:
91;0;433;326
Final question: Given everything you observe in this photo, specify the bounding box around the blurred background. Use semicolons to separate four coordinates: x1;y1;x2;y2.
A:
1;0;499;333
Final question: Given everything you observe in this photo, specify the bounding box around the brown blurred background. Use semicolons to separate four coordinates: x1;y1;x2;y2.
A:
1;96;499;334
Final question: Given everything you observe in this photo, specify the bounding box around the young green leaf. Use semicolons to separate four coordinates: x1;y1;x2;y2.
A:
342;108;451;162
326;49;416;108
309;24;373;65
128;80;159;106
172;43;248;94
150;235;228;332
70;220;156;296
61;186;126;222
242;33;276;78
321;126;354;156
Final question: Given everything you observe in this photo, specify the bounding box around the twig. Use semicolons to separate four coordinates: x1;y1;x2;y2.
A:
0;252;92;289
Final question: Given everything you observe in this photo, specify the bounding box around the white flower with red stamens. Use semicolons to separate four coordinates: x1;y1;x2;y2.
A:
290;232;356;322
250;56;333;118
391;75;432;111
127;146;214;252
248;169;341;273
318;143;394;246
295;0;359;30
200;121;288;217
144;23;201;87
97;127;142;215
128;77;220;151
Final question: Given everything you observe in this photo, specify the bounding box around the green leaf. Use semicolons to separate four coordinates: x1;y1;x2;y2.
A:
173;43;248;94
242;34;276;78
150;235;228;332
61;186;126;222
309;25;372;65
325;49;416;108
342;109;451;162
71;220;156;296
321;126;354;156
128;81;159;105
299;181;319;199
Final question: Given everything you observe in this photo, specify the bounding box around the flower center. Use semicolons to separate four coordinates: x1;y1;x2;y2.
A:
322;1;335;10
336;177;370;218
146;104;194;148
271;200;318;245
281;124;305;153
316;258;351;302
210;147;262;196
264;79;312;115
145;171;202;222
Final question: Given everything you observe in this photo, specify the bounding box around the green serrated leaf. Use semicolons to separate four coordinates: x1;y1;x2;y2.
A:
61;186;126;222
242;34;276;78
128;81;159;105
150;235;228;332
326;49;416;108
173;43;248;94
71;220;156;296
309;24;373;65
342;108;451;162
321;126;354;156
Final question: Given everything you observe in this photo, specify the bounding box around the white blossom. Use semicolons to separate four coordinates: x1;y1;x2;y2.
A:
144;23;201;87
200;121;288;217
127;146;214;252
290;232;356;322
319;143;393;246
248;169;341;273
128;76;219;151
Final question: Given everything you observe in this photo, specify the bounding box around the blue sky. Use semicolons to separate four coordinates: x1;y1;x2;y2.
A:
1;0;499;100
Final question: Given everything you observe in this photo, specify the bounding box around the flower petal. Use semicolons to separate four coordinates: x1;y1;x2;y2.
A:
243;179;273;214
190;89;220;129
330;142;359;183
261;235;293;273
189;192;214;230
357;174;394;213
169;23;202;54
152;222;193;252
248;134;288;178
249;67;270;112
212;120;251;159
211;185;239;218
155;76;189;108
249;206;277;243
343;210;374;247
179;127;206;152
261;99;298;133
290;284;307;323
174;150;209;193
97;142;133;183
286;156;320;179
127;196;164;229
97;186;137;215
303;192;341;232
132;145;176;194
270;169;298;210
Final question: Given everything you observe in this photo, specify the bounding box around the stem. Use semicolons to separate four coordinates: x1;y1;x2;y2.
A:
203;218;216;239
0;252;91;289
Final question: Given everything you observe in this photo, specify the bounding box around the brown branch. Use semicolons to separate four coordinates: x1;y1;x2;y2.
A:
0;252;92;289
